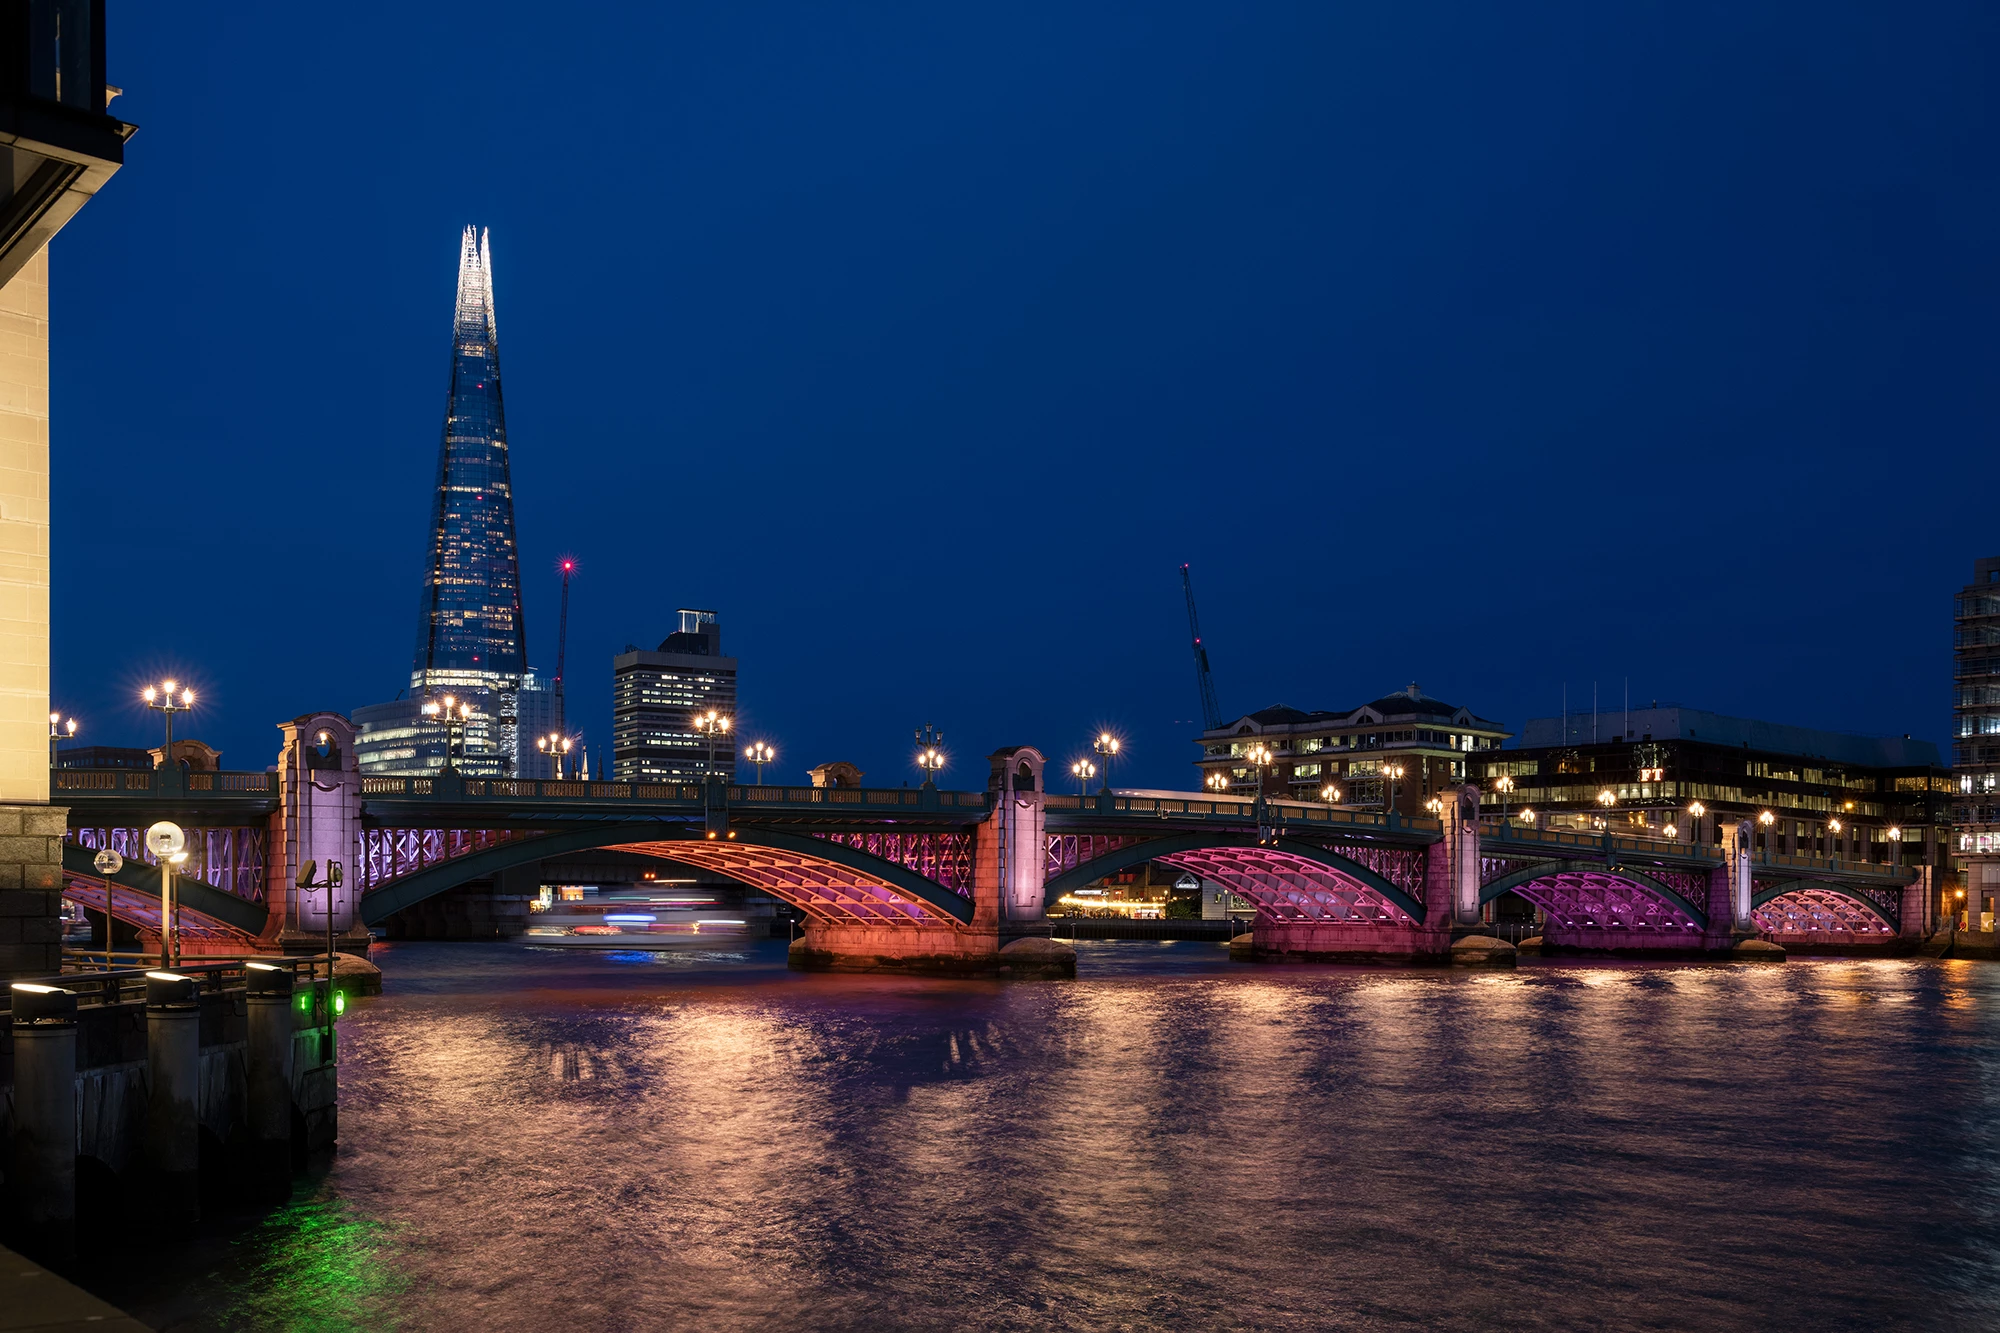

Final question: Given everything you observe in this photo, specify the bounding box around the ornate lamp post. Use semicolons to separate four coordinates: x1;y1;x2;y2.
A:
1205;771;1231;793
744;740;776;784
1070;759;1096;795
693;710;732;784
1758;808;1776;859
1381;762;1406;819
1887;824;1903;866
1320;781;1342;813
1492;773;1514;821
1093;732;1120;794
143;679;195;755
47;711;75;769
914;722;946;786
536;731;573;779
421;695;472;771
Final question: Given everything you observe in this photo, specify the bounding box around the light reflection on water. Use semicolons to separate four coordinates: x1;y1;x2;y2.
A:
94;941;2000;1331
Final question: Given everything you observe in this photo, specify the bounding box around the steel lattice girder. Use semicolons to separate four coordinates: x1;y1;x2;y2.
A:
608;840;964;928
1506;871;1705;932
60;876;259;943
1155;846;1420;926
1753;888;1898;936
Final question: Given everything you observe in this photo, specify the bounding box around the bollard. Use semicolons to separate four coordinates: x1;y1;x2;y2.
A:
9;982;78;1259
144;970;201;1222
244;962;295;1197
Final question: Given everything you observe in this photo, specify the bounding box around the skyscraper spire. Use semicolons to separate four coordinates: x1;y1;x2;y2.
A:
413;226;527;682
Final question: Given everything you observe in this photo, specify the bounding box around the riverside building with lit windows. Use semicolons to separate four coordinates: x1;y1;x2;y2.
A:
611;610;739;783
1953;557;2000;917
1192;685;1509;815
1480;704;1947;870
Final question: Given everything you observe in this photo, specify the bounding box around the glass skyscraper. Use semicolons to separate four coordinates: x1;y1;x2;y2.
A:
356;227;551;777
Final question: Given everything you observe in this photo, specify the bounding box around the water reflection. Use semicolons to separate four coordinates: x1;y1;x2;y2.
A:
90;941;2000;1331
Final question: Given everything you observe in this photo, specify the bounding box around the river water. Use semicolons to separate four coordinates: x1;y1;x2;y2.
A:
83;941;2000;1330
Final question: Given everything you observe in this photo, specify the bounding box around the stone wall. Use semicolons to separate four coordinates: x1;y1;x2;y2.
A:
0;801;68;977
0;252;49;810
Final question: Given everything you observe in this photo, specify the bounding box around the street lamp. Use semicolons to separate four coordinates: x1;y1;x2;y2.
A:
693;710;732;783
1424;795;1444;817
1518;807;1536;826
1888;825;1903;866
1248;743;1277;798
421;694;472;771
1381;762;1406;818
1320;782;1342;812
1493;773;1515;820
1758;808;1776;858
142;679;195;754
1205;771;1231;793
914;722;946;786
1093;732;1120;793
744;741;776;784
1071;759;1096;794
1597;788;1616;809
47;711;75;769
536;731;573;779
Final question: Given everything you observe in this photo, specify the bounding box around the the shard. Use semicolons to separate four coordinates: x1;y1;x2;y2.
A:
354;227;555;778
413;226;527;685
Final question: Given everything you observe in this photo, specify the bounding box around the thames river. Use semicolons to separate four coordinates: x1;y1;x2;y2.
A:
91;942;2000;1330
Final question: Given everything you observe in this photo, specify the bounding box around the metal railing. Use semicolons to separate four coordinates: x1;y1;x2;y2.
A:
54;768;278;796
3;952;332;1016
1473;817;1915;880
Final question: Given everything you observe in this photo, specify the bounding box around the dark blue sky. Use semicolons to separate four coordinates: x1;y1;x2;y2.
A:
49;2;2000;787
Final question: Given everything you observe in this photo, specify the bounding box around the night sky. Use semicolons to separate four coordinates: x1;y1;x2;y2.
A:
49;2;2000;788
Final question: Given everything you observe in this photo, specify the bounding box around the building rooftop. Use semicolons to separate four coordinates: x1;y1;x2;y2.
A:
1205;684;1505;737
1516;704;1940;768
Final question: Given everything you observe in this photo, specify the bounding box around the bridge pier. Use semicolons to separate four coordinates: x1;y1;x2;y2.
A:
267;714;368;954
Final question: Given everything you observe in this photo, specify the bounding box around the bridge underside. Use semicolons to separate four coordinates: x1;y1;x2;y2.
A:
1504;870;1709;954
1155;847;1421;927
1752;888;1903;951
60;875;259;955
604;840;971;929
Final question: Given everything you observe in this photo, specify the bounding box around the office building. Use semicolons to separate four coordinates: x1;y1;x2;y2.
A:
1192;684;1509;815
1954;557;2000;916
356;227;552;777
1483;704;1946;868
612;610;738;783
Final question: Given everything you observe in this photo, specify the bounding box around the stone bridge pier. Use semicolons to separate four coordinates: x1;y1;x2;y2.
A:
265;714;368;954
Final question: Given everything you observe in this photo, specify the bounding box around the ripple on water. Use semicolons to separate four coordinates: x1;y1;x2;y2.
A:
86;940;2000;1332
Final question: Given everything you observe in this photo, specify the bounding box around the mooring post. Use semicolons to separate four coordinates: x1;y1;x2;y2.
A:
245;961;296;1197
8;981;78;1258
144;970;202;1221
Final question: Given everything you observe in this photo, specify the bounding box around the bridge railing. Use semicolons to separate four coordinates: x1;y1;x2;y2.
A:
356;776;994;809
1042;793;1445;836
54;768;278;796
1475;817;1915;880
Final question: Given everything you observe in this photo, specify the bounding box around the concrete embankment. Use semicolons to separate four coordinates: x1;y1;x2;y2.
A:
0;1242;149;1331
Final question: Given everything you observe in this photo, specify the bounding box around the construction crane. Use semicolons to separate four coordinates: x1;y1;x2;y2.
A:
1181;563;1222;731
554;558;575;730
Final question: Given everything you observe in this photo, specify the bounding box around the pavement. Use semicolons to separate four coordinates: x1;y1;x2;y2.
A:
0;1245;150;1332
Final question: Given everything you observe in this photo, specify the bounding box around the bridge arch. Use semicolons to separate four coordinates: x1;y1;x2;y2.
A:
358;822;976;928
1044;832;1427;924
56;843;266;945
1479;860;1708;932
1751;880;1900;935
